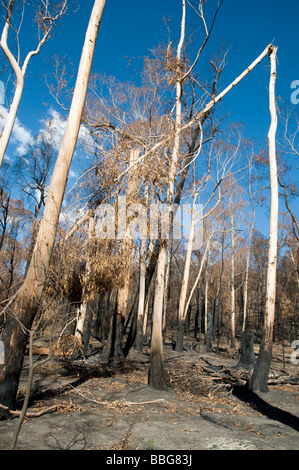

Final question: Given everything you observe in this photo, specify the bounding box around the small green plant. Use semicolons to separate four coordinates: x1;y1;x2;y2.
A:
146;439;154;450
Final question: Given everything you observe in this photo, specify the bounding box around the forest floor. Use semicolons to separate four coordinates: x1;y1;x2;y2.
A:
0;338;298;451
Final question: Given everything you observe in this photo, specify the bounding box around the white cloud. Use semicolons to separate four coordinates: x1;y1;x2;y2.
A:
38;107;95;153
0;105;34;157
69;168;77;179
38;108;66;151
0;104;95;167
12;121;33;151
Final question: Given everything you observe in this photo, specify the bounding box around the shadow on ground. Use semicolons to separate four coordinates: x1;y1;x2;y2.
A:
233;385;299;433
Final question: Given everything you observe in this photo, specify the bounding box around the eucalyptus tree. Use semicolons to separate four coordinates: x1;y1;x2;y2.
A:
0;0;106;416
0;0;72;167
249;47;279;393
146;4;276;388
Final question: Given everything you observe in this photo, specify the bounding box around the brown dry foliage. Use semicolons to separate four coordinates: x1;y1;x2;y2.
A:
46;230;125;303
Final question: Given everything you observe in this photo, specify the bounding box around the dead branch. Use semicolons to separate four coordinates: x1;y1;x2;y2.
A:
267;376;299;386
66;383;165;407
0;403;59;418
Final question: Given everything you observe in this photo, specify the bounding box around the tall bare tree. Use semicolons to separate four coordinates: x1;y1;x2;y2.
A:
0;0;106;416
249;46;278;393
149;0;187;389
147;1;275;387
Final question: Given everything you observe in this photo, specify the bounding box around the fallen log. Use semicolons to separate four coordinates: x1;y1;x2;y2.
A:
24;347;50;356
24;345;73;357
268;376;299;386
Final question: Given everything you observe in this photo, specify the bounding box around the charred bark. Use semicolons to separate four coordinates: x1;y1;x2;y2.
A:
175;321;185;353
148;349;167;391
101;300;125;362
205;299;215;352
236;329;256;370
0;299;36;416
248;340;272;392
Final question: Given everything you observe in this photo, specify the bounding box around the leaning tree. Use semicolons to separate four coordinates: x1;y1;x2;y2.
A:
0;0;106;416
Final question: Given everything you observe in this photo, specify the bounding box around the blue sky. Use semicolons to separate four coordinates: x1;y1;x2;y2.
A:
2;0;299;234
16;0;299;134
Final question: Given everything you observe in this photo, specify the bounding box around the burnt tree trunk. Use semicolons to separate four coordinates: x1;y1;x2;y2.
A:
148;241;168;390
101;298;126;362
0;308;32;416
205;299;215;352
236;329;256;369
249;341;273;392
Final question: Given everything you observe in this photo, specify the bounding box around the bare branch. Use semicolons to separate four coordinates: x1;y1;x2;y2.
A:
183;0;224;81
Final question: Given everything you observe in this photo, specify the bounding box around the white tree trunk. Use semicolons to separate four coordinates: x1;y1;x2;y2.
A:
230;213;236;348
250;46;278;393
147;30;275;389
149;0;186;388
176;191;197;351
74;213;95;353
204;268;209;335
262;47;279;342
26;0;105;290
0;0;106;413
75;303;88;349
135;236;146;350
143;294;150;340
184;238;211;324
149;241;167;389
242;158;255;333
0;0;24;165
162;248;171;333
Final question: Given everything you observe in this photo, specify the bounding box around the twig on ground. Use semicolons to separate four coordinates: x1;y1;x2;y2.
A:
0;403;59;418
66;383;166;406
